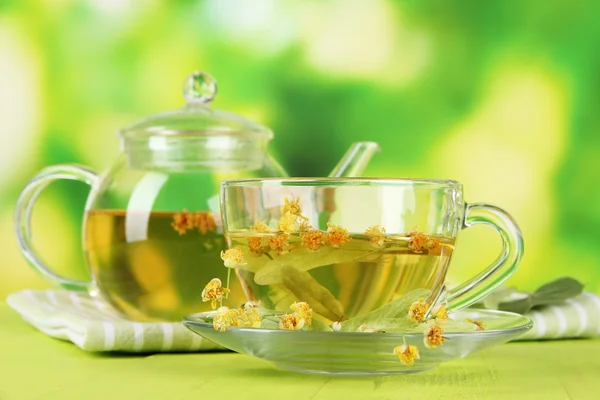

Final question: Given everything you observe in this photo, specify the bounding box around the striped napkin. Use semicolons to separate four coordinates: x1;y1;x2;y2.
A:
6;289;600;352
517;293;600;341
6;289;225;353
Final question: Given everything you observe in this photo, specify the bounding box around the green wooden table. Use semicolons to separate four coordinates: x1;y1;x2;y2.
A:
1;303;599;400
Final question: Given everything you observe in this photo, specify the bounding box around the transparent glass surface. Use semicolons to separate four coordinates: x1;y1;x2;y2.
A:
219;178;524;322
183;309;533;376
14;72;287;322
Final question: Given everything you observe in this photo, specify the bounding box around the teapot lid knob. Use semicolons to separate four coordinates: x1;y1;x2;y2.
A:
182;71;217;104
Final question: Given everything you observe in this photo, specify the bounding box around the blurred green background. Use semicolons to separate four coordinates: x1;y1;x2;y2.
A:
1;0;599;298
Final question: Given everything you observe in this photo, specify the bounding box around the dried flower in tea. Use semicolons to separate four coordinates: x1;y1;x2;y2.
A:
408;231;428;253
195;212;216;235
300;229;326;252
364;225;387;248
325;222;351;248
282;196;303;216
278;212;301;233
268;233;289;255
171;209;196;235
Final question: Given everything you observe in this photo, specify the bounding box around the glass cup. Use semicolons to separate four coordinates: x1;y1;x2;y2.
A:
219;178;523;321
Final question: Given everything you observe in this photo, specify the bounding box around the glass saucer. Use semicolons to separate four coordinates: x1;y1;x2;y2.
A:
183;309;532;376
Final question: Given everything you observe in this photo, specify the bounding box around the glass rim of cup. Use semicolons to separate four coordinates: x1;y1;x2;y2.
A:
220;177;462;189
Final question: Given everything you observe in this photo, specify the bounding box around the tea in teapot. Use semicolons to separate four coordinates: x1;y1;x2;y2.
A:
14;71;380;322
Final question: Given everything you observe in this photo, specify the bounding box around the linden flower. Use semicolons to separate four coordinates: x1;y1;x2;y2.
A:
238;307;263;328
282;196;303;216
357;324;377;333
278;313;305;330
171;209;195;235
394;344;420;367
278;212;300;233
408;231;428;253
364;225;387;248
251;221;271;232
248;237;270;257
268;233;289;255
213;307;241;332
325;222;351;248
432;304;449;320
466;318;486;331
300;229;326;252
195;212;216;235
220;247;246;268
408;299;429;322
332;321;342;332
202;278;231;309
290;302;313;326
423;321;446;348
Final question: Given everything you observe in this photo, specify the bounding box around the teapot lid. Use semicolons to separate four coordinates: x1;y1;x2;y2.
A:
118;71;273;140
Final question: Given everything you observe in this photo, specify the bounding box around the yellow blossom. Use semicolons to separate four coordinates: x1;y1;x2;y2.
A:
290;302;313;326
278;212;300;233
248;237;269;256
251;221;271;232
213;307;241;332
423;321;446;348
357;324;377;333
238;307;263;328
407;229;441;254
432;304;448;320
278;313;305;330
394;344;420;366
171;209;195;235
195;212;216;235
325;222;351;248
465;318;486;331
220;247;246;268
282;196;302;216
364;225;387;248
300;229;325;252
408;299;429;322
268;233;289;255
408;231;428;253
202;278;230;309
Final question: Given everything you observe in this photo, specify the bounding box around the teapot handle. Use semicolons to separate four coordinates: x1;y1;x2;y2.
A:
14;164;99;291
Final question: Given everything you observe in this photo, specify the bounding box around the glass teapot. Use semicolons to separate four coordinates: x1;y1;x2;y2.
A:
14;71;380;322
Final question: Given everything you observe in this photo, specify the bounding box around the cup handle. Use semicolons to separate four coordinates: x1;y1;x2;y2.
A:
446;203;524;311
14;164;100;291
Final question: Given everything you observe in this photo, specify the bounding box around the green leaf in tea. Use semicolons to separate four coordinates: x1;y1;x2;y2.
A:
340;288;431;332
280;265;345;321
253;245;378;285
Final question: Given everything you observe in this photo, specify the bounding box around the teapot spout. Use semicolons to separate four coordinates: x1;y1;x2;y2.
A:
328;141;381;177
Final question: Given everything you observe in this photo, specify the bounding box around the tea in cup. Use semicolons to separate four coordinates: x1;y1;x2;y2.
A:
219;178;523;321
